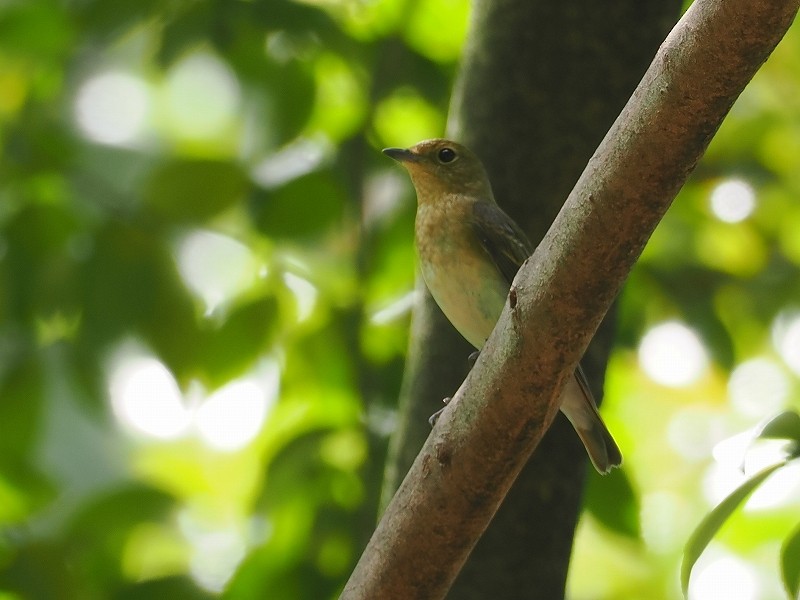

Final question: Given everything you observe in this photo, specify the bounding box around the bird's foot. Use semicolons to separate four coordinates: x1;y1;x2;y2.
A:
428;397;451;427
468;350;480;369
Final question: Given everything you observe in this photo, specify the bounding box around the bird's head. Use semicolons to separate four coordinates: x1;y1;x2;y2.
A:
383;139;493;203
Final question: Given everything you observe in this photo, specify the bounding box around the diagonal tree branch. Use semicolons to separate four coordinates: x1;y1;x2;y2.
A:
342;0;800;598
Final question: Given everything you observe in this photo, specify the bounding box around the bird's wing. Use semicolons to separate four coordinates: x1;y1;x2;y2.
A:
573;362;597;404
470;201;534;286
471;203;620;468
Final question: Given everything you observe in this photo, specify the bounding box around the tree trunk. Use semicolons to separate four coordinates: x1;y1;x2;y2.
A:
383;1;681;598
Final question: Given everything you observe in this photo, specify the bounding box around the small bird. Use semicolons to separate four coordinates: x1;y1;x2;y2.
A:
383;138;622;473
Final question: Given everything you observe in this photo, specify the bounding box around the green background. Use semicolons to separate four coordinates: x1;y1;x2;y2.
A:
1;0;799;598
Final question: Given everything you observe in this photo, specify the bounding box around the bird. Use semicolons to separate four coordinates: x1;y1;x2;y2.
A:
383;138;622;474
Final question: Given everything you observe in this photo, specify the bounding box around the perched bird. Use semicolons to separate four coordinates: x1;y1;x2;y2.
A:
383;138;622;474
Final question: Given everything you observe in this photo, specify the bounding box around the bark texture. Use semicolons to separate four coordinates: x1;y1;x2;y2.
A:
349;0;800;598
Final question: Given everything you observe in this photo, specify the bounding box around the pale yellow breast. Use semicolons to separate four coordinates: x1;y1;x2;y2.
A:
415;201;509;349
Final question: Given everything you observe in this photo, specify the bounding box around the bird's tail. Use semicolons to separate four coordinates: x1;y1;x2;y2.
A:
560;369;622;474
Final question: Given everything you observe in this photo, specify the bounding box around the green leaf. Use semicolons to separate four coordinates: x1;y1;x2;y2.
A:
79;223;167;341
4;202;82;323
0;358;55;526
681;462;785;597
0;357;44;457
79;223;195;342
64;485;176;542
138;262;203;385
0;3;73;61
758;411;800;443
584;467;641;539
197;297;279;386
76;0;161;41
782;521;800;600
250;170;346;239
77;222;204;388
156;2;212;66
144;160;248;224
0;540;78;598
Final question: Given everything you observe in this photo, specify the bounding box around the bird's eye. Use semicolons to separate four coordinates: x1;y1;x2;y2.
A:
437;147;457;164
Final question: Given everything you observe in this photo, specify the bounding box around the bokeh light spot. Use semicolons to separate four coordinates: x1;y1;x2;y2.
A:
282;272;318;322
668;407;728;461
689;554;758;600
638;321;709;387
373;88;444;148
251;137;330;189
195;373;276;452
370;290;416;325
706;435;795;510
109;346;191;440
709;179;756;223
641;491;693;552
162;52;240;141
74;71;150;145
320;430;367;471
122;522;188;581
711;430;752;470
175;230;259;314
703;460;756;510
728;358;788;417
179;511;246;593
746;460;800;510
316;533;353;577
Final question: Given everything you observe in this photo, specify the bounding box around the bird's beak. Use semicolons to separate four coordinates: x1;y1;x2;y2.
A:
382;147;420;163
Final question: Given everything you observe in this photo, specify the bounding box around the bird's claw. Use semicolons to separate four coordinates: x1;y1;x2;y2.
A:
428;397;451;426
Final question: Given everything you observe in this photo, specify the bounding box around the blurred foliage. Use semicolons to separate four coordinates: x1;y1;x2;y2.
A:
0;0;798;599
682;412;800;598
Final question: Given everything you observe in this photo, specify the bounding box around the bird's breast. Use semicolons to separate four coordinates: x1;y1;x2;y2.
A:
415;203;509;349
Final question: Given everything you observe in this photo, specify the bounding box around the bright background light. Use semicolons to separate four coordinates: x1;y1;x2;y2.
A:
107;341;278;451
251;137;330;188
638;321;709;387
282;272;319;323
74;71;151;146
746;461;800;510
706;433;795;509
689;554;759;600
161;52;240;142
175;230;260;315
196;372;277;452
109;346;191;440
640;491;694;552
728;358;788;417
667;407;728;461
709;179;756;223
179;510;248;593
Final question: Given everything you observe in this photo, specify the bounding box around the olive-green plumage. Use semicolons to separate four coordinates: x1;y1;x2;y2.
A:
384;138;621;474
